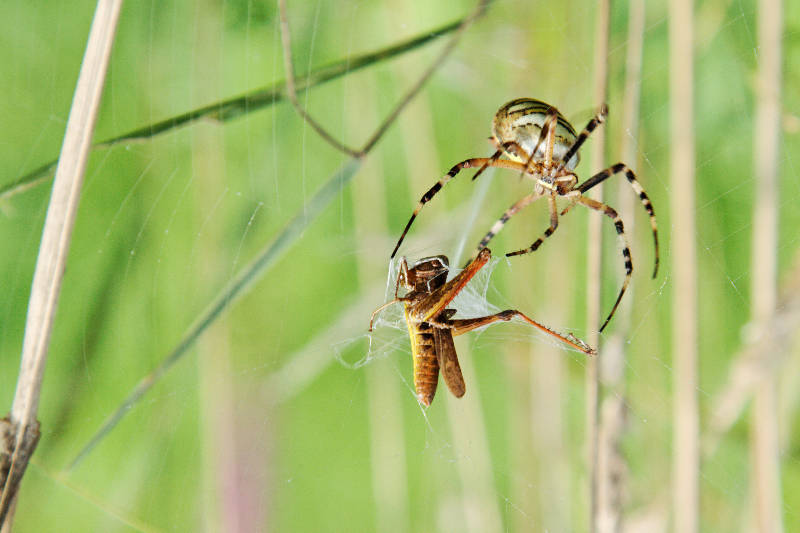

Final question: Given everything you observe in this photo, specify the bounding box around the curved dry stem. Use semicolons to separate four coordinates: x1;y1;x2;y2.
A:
749;0;784;530
596;1;645;530
669;0;699;530
278;0;362;157
586;1;610;531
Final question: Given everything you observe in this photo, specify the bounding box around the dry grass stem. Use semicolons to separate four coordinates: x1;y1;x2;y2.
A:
749;0;784;530
705;251;800;457
596;2;645;531
0;0;124;527
587;1;610;531
529;247;572;531
278;0;493;159
278;0;362;157
445;353;504;533
349;78;410;533
669;0;699;530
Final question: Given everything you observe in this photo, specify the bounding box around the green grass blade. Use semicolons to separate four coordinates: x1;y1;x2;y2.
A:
1;17;463;201
67;159;362;471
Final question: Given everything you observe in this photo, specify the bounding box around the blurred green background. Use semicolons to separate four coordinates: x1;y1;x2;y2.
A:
1;0;799;531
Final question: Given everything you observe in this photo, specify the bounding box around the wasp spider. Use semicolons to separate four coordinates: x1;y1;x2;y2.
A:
391;98;659;332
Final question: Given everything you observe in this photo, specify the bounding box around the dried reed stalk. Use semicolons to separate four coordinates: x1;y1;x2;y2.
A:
587;1;610;531
597;1;645;531
191;7;266;530
529;245;572;531
445;354;504;533
669;0;699;531
0;0;124;528
749;0;784;530
705;250;800;456
350;79;410;533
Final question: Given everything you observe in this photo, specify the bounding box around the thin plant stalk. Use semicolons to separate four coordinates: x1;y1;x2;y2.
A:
278;0;361;157
529;245;572;531
192;8;263;530
597;1;645;531
586;0;610;531
705;250;800;457
0;0;124;527
749;0;784;530
669;0;699;531
350;77;410;532
444;353;504;533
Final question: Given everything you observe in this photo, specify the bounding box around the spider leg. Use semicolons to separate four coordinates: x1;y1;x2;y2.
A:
576;195;632;332
518;107;559;179
577;162;659;278
369;297;406;331
506;192;560;257
447;310;595;355
542;107;559;167
557;192;580;217
395;257;411;297
559;104;608;167
473;139;532;182
470;148;502;182
369;257;413;330
469;190;543;265
418;248;492;322
391;159;536;258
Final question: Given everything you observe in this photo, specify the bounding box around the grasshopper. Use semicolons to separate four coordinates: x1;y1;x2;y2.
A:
370;248;595;406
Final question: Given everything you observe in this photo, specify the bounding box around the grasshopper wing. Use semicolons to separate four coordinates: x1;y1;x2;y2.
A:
434;327;465;398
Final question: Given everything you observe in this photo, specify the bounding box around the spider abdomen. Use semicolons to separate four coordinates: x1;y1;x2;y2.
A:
492;98;579;170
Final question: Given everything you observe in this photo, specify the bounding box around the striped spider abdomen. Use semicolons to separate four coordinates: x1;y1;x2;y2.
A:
492;98;580;170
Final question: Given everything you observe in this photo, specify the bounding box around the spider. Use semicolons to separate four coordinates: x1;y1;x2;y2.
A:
390;98;659;332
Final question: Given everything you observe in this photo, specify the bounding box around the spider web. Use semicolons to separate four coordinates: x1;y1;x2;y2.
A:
1;0;799;531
